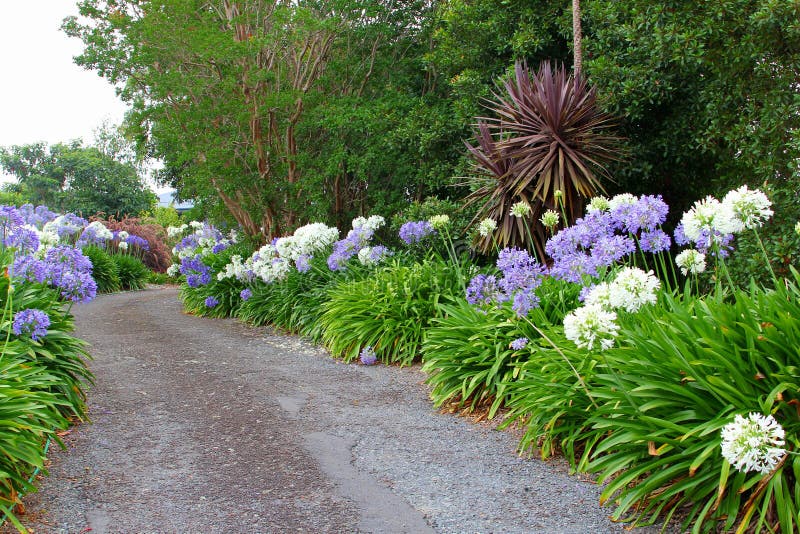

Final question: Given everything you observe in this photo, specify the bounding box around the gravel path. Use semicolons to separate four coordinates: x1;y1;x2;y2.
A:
9;287;662;533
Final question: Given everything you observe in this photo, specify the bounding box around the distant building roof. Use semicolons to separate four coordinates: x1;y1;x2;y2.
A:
157;190;194;212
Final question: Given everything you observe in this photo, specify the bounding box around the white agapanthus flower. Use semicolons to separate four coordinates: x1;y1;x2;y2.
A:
586;196;611;213
510;201;531;218
85;220;114;240
675;249;707;276
167;264;180;277
540;210;560;228
246;244;291;283
189;221;205;230
477;218;497;237
720;413;786;474
352;215;385;232
680;196;739;243
118;241;129;251
429;214;451;230
607;267;660;313
217;254;249;281
37;227;60;250
608;193;638;210
43;215;83;239
563;304;619;351
584;282;613;309
117;230;130;240
167;224;189;238
721;185;773;231
275;222;339;261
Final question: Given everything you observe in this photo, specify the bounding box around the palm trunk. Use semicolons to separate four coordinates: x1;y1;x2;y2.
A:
573;0;582;77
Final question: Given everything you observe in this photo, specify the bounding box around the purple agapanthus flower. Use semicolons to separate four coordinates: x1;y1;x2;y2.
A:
327;226;374;271
295;255;312;273
398;221;435;245
359;346;377;365
12;308;50;341
466;274;504;306
180;255;212;287
240;288;252;301
510;337;529;350
204;296;219;307
5;227;40;253
639;229;671;253
125;235;150;251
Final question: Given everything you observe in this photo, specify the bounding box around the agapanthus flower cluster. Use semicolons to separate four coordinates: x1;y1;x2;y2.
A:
204;296;219;308
720;413;786;474
0;206;24;237
18;204;58;228
13;245;97;302
467;248;545;317
167;224;189;239
545;194;670;283
42;213;88;242
240;288;252;301
510;201;531;218
359;346;378;365
429;214;450;230
399;220;435;245
477;218;497;237
77;221;114;247
510;337;529;350
358;245;392;267
180;255;212;288
563;304;619;351
328;216;385;270
566;267;660;350
12;308;50;341
275;222;339;262
5;225;40;253
674;249;706;276
674;186;773;264
248;245;291;284
172;222;235;260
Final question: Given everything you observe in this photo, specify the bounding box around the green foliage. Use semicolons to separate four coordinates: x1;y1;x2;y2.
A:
585;0;800;217
111;254;150;291
82;245;120;293
319;258;463;366
587;280;800;532
0;141;155;217
141;206;182;229
0;260;92;521
422;299;533;417
147;271;170;285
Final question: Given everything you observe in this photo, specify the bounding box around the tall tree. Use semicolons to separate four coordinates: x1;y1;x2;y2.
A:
572;0;582;75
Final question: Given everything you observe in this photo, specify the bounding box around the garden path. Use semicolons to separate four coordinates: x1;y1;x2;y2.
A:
11;288;660;533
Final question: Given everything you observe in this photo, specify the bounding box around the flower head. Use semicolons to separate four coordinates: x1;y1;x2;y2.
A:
477;218;497;237
721;413;786;474
540;210;560;229
510;201;531;218
429;214;451;230
240;288;252;301
607;267;660;313
675;249;707;276
586;196;610;213
721;185;773;231
510;337;529;350
563;304;619;351
204;296;219;308
680;196;739;244
399;221;435;245
12;309;50;341
359;346;377;365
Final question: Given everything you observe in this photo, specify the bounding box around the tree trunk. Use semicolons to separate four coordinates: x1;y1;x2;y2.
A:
572;0;582;77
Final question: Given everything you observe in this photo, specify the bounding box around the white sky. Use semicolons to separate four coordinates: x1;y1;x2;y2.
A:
0;1;128;147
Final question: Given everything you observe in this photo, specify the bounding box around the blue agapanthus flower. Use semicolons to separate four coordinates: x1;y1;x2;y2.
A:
12;308;50;341
398;221;435;245
204;296;219;308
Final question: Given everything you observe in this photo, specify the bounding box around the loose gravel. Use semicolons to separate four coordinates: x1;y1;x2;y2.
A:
8;287;666;533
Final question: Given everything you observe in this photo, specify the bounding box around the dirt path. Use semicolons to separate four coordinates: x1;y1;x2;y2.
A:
10;288;655;533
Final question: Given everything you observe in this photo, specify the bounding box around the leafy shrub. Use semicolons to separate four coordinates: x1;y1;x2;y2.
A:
98;216;172;273
147;271;171;284
82;245;120;293
319;258;463;366
422;299;534;416
111;253;150;290
586;278;800;532
140;205;182;229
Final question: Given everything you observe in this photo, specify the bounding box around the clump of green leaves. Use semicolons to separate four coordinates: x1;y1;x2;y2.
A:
82;245;120;293
111;253;150;291
319;258;462;366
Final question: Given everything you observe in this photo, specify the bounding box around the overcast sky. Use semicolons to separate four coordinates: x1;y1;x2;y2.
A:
0;1;128;148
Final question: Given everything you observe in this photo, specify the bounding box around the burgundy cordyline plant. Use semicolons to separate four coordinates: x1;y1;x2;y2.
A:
466;61;622;260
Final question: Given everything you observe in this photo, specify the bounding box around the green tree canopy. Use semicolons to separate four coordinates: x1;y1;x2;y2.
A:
0;141;155;217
